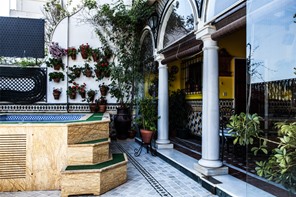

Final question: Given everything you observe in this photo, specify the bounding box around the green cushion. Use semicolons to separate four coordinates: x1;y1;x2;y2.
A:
65;153;125;171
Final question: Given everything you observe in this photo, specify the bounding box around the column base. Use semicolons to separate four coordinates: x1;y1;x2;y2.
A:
155;139;171;144
155;143;174;149
194;162;228;176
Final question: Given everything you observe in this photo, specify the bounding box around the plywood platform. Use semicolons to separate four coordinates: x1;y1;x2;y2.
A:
61;153;128;197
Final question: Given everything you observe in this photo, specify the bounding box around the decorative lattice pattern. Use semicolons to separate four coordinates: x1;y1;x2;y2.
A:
0;104;117;113
0;67;47;103
0;114;85;122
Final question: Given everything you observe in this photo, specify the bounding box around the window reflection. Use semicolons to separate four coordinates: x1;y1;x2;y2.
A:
163;0;194;48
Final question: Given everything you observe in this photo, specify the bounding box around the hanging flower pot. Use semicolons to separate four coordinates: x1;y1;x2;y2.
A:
82;63;94;78
49;72;65;83
46;58;64;70
79;91;86;98
74;69;81;77
85;69;92;77
79;43;91;60
52;88;61;100
99;83;109;96
54;64;62;70
71;54;77;60
53;78;61;83
69;92;76;99
95;69;102;78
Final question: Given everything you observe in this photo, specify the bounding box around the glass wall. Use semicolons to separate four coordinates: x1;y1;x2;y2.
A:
247;0;296;195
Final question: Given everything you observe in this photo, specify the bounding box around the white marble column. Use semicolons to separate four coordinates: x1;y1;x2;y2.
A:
155;54;173;149
194;26;226;174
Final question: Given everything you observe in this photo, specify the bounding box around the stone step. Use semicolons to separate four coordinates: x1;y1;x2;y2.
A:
67;138;111;165
61;153;128;197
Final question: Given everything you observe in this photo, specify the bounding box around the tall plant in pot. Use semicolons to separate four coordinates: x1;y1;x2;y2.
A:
84;0;155;139
136;97;159;144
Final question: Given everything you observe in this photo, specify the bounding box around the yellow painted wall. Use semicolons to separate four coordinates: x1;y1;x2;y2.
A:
152;28;246;100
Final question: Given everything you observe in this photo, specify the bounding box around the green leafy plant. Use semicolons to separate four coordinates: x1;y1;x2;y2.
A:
169;89;192;137
86;89;96;103
255;122;296;194
227;112;262;146
46;58;64;70
67;82;79;95
82;62;94;77
49;72;65;81
84;0;155;108
67;65;82;82
136;97;159;132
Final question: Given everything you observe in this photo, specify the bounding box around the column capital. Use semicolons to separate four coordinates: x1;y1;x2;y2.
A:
155;53;165;62
195;25;216;40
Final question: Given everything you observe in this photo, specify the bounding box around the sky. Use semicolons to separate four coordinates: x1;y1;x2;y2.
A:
0;0;10;16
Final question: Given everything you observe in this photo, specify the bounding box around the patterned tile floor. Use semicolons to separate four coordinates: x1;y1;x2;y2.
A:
0;139;216;197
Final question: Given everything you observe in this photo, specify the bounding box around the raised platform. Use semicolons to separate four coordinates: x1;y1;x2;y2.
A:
61;153;128;197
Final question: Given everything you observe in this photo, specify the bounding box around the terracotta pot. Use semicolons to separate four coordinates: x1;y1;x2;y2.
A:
98;104;106;113
79;91;86;98
89;103;97;112
53;91;61;100
140;129;154;144
81;52;88;59
71;54;76;60
69;92;76;99
85;69;92;77
53;78;60;83
100;88;108;96
92;53;99;62
95;69;102;78
74;70;81;77
53;64;61;70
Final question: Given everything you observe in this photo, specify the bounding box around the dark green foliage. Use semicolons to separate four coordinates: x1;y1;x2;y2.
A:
169;89;192;131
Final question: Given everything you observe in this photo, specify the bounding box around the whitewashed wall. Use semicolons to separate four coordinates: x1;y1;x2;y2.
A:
46;9;114;104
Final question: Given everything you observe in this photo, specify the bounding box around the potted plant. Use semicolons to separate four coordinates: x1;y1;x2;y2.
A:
169;89;192;138
78;83;87;98
46;58;64;70
78;43;92;60
68;65;82;83
96;96;107;113
136;97;160;144
49;71;65;82
82;63;94;77
67;82;79;99
66;47;78;60
92;48;102;62
99;82;109;96
52;87;62;100
87;89;96;103
94;59;110;79
49;42;67;59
